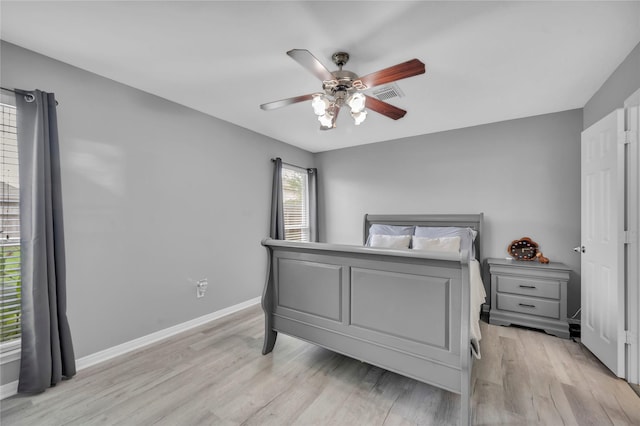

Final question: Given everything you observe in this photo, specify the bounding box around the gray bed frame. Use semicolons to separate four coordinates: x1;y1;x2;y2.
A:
261;214;483;425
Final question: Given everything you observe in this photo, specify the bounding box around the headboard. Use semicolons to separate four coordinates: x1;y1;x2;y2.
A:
363;213;484;262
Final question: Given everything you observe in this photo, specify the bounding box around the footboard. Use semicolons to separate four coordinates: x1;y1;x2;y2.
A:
261;239;472;424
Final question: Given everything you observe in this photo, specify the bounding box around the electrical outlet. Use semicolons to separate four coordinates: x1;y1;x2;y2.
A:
196;279;208;298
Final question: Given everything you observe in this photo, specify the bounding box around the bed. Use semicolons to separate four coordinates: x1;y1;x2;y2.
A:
260;214;485;425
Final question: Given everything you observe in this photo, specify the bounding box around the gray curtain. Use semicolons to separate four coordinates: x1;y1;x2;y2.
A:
270;158;285;239
16;89;76;394
307;168;318;242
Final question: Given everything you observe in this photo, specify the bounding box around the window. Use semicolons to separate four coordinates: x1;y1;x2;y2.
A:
282;165;310;242
0;102;21;349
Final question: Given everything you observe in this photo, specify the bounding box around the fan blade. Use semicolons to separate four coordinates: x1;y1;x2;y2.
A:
358;59;425;89
287;49;335;82
260;93;318;111
365;95;406;120
320;105;340;130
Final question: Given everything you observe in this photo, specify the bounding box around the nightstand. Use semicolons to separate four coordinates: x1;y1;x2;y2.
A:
488;258;570;339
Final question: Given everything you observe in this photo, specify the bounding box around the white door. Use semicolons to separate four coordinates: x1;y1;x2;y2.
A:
581;109;625;378
624;88;640;385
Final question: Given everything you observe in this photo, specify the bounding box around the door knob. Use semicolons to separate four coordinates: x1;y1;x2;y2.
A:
573;246;585;253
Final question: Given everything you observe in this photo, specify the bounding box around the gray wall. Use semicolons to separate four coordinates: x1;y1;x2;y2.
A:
316;109;583;316
0;41;313;386
584;41;640;129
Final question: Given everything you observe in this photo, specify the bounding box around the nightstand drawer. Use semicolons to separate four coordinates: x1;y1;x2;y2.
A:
496;275;560;299
496;293;560;319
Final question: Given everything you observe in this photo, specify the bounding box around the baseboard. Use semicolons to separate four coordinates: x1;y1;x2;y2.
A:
1;296;261;400
0;380;18;400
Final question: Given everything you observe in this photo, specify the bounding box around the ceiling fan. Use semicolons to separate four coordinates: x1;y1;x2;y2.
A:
260;49;426;130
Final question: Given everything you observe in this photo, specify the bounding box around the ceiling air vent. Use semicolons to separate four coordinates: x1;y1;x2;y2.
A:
370;83;404;101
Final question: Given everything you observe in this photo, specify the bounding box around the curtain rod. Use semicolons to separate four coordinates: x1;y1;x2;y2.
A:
271;158;312;171
1;87;59;105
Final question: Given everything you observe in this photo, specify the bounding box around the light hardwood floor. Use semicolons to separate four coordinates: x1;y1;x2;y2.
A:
1;304;639;425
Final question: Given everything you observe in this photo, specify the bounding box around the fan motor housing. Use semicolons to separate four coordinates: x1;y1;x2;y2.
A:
323;69;359;97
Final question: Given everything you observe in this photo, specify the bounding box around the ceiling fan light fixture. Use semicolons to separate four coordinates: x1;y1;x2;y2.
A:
311;94;329;116
351;110;367;125
318;112;334;128
347;92;366;113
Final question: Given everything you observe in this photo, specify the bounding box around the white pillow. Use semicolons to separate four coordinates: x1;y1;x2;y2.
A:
414;226;477;258
411;236;461;253
368;234;412;249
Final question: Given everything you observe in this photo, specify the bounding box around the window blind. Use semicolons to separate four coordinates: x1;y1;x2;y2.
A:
1;103;21;344
281;166;310;242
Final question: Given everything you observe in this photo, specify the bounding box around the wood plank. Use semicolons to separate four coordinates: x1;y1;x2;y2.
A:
499;334;535;420
472;378;523;425
562;382;615;426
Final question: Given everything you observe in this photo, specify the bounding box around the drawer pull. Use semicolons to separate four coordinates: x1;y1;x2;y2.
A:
519;285;536;289
519;303;536;308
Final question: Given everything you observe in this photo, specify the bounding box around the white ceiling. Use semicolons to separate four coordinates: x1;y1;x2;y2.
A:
1;1;639;153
